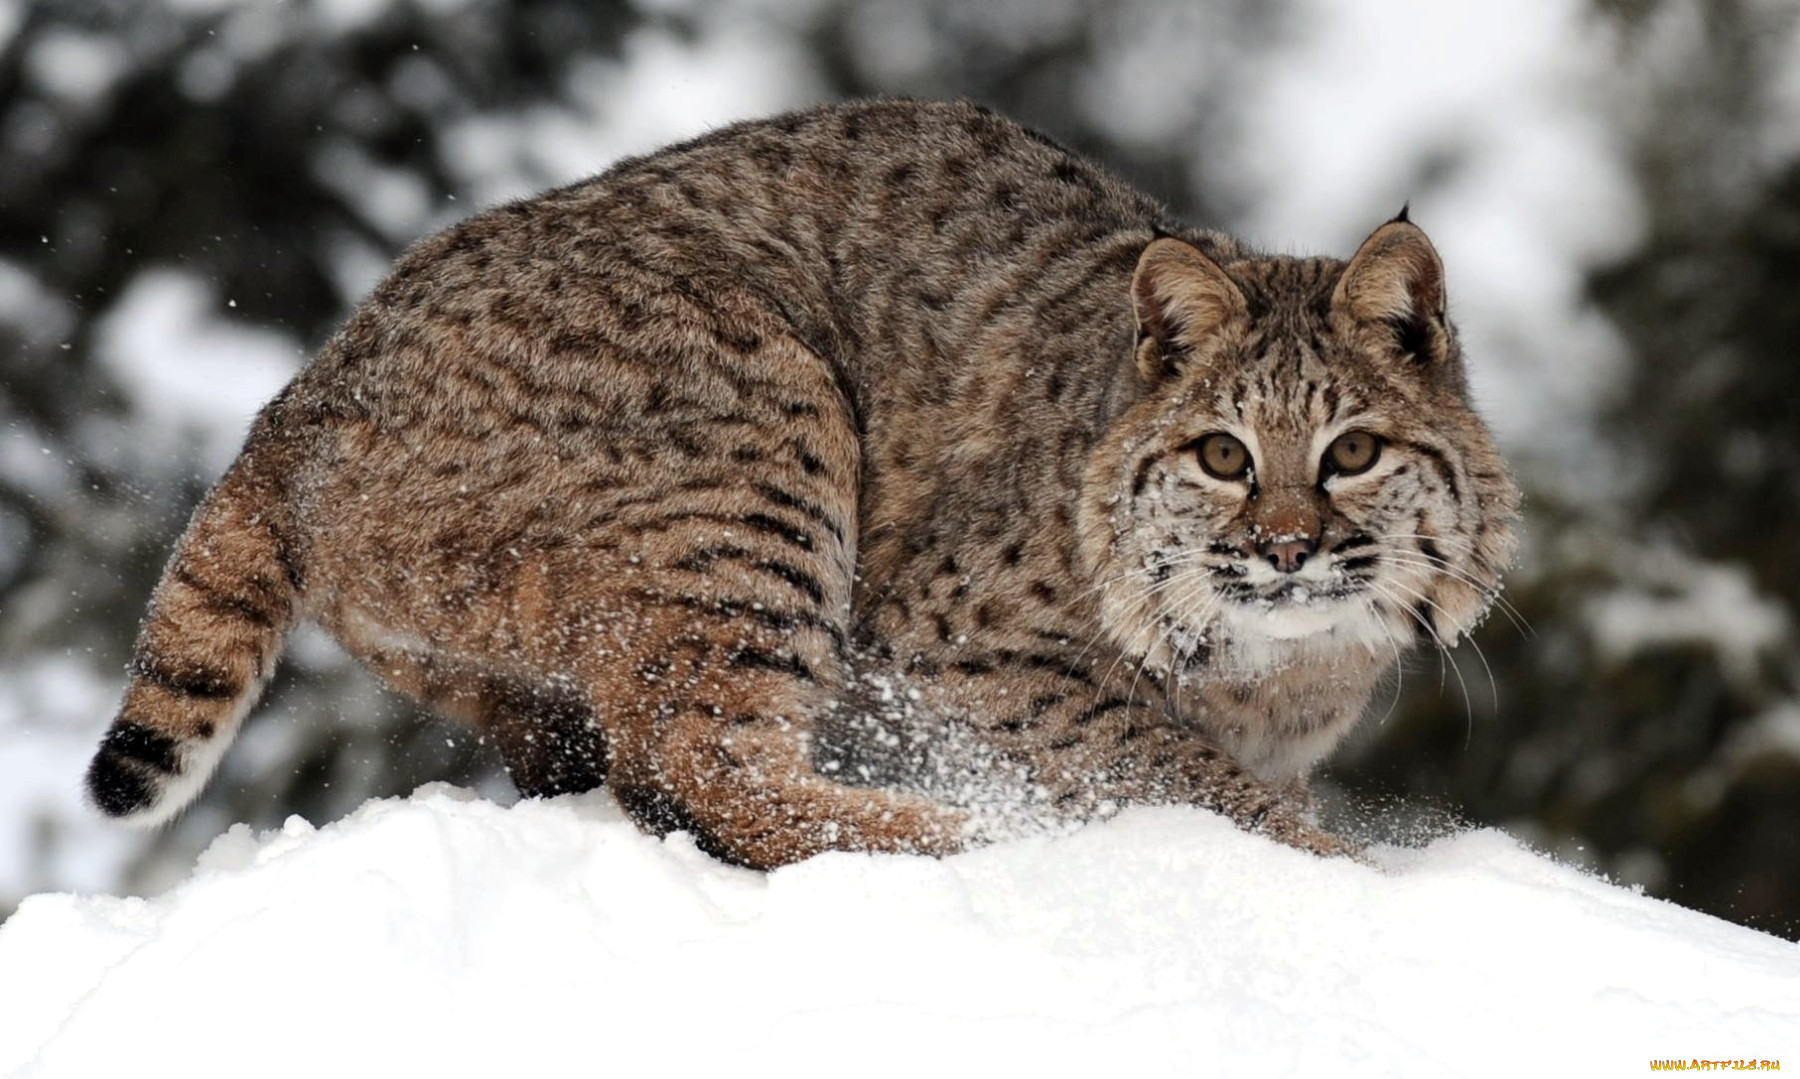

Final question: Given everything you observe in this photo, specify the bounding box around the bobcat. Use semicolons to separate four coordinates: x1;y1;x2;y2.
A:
86;100;1518;868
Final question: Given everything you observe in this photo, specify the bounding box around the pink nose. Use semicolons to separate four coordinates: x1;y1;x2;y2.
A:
1259;537;1315;574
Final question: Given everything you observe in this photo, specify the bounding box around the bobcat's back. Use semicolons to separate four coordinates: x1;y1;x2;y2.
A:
88;100;1517;866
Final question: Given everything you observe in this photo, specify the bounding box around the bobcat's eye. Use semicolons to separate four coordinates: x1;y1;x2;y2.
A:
1196;433;1251;481
1324;431;1381;476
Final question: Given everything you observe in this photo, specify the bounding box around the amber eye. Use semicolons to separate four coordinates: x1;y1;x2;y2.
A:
1325;431;1381;476
1196;433;1251;480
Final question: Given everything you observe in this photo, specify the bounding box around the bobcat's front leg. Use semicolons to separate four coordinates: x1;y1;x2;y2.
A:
940;658;1360;858
1039;713;1359;859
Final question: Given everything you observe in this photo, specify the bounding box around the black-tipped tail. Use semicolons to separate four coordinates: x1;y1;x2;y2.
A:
87;423;303;827
87;721;182;818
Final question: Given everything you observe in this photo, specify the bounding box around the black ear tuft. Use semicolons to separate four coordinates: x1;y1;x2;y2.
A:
1391;202;1412;225
1387;310;1432;363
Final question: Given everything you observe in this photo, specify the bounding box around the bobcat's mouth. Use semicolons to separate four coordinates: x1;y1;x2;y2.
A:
1201;555;1382;643
1222;584;1370;641
1214;576;1369;608
1142;542;1378;645
1239;579;1366;605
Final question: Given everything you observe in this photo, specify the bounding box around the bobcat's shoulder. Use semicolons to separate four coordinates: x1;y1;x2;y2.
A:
86;100;1517;867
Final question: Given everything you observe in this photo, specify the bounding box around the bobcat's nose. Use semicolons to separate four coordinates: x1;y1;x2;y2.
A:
1259;536;1315;574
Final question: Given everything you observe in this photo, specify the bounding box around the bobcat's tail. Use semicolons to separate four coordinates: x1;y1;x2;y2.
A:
86;426;306;826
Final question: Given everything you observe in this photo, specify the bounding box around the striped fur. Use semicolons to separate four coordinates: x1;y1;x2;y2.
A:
87;101;1517;866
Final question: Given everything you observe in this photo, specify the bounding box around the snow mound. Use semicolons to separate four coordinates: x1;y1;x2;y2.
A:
1;788;1794;1077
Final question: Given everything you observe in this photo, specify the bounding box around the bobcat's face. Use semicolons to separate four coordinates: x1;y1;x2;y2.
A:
1080;223;1520;677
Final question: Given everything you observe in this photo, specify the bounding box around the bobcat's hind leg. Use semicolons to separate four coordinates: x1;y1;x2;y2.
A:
350;604;967;865
482;676;606;798
332;627;607;799
588;587;972;870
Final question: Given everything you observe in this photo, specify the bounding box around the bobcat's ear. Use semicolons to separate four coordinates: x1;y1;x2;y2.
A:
1130;238;1249;382
1331;216;1450;366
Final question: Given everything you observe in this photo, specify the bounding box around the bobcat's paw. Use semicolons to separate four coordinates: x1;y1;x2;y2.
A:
1255;807;1369;864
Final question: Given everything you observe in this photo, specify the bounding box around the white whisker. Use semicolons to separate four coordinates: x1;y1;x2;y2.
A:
1367;574;1492;740
1361;592;1408;727
1371;533;1532;638
1366;578;1456;693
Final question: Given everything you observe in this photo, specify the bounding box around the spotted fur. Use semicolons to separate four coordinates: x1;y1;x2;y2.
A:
86;100;1517;866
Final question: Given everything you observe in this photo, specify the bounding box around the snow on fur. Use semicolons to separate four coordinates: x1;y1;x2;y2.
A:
0;787;1794;1078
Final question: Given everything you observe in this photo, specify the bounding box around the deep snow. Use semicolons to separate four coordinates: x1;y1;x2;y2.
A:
1;787;1793;1078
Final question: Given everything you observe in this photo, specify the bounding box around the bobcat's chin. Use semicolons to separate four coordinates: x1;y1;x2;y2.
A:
1221;589;1378;642
1202;594;1391;674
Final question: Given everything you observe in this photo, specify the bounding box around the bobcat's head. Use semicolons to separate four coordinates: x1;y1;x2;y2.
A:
1079;216;1520;678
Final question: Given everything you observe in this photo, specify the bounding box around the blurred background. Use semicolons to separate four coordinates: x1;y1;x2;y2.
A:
2;0;1798;938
